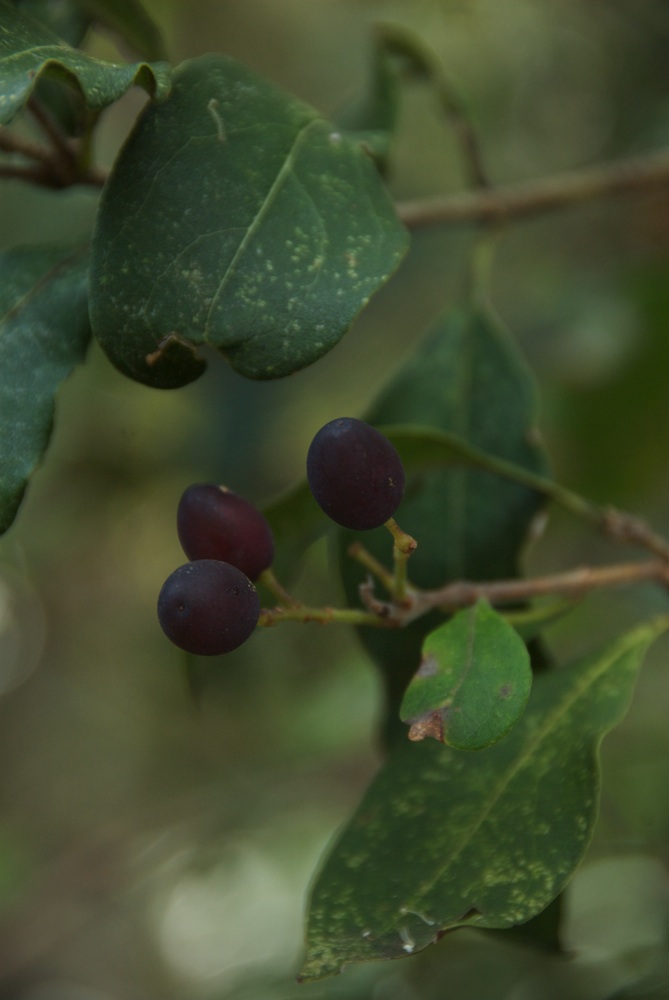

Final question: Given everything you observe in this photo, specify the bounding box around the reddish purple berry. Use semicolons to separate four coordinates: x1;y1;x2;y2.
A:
177;484;274;581
306;417;405;530
157;560;259;655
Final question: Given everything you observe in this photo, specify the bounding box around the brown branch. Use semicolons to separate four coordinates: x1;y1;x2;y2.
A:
0;159;106;189
406;559;669;622
256;558;669;634
396;148;669;229
600;507;669;561
28;98;71;152
0;128;52;164
0;120;108;190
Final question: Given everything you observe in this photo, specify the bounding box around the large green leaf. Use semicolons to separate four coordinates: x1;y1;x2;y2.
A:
89;54;409;388
0;0;170;126
400;600;532;750
301;615;669;980
365;305;548;583
0;244;91;534
338;305;548;741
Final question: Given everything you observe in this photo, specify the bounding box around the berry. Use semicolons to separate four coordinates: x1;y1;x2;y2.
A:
157;560;260;655
176;484;274;581
306;417;405;530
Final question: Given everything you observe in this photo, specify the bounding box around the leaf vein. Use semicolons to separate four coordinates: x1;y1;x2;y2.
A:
203;118;324;338
402;618;666;917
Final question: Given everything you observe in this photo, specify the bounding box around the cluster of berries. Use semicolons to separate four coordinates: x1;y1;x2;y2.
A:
157;417;405;656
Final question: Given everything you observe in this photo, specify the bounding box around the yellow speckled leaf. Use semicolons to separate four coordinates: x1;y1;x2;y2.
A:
89;54;408;387
0;0;170;125
301;615;669;980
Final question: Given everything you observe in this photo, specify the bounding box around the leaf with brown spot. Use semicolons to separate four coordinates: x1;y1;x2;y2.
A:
301;615;669;980
400;600;532;750
89;54;408;387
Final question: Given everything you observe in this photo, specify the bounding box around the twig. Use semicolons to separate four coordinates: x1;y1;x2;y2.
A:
257;567;301;608
0;120;108;189
258;604;388;628
348;541;396;594
27;97;77;180
408;432;669;562
358;576;394;617
397;148;669;229
411;53;489;190
0;159;107;189
406;559;669;622
0;128;53;164
378;23;490;190
600;507;669;562
384;517;417;602
257;557;669;633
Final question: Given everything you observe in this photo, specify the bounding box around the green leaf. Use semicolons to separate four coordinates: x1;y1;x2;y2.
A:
400;600;531;750
77;0;168;61
89;53;409;388
300;615;669;980
11;0;90;47
334;27;402;169
384;424;549;492
263;480;330;584
367;305;549;582
0;244;91;534
338;305;548;743
8;1;92;135
0;0;171;126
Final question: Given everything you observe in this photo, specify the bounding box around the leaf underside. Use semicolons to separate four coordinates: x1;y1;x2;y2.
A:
88;53;409;388
301;616;669;980
0;244;91;534
0;0;170;126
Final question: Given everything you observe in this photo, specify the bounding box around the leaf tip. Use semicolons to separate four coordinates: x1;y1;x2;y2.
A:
406;709;444;743
297;952;345;983
98;329;207;389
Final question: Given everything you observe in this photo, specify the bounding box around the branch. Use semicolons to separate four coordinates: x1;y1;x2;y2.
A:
407;558;669;621
0;159;107;189
396;148;669;229
0;117;107;190
258;604;387;628
27;97;77;183
377;23;491;190
0;128;53;164
255;557;669;634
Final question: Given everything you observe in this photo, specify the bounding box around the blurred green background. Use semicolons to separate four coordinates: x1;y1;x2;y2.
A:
3;1;669;997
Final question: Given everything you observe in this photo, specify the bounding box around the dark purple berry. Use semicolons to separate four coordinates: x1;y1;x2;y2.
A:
177;484;274;581
306;417;405;530
157;560;260;656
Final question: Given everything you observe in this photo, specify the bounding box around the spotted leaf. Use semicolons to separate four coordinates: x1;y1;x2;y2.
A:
89;53;408;387
400;600;532;750
301;615;669;980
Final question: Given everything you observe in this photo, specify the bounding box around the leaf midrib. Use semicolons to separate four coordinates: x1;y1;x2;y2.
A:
0;247;87;331
203;116;322;338
399;616;668;918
